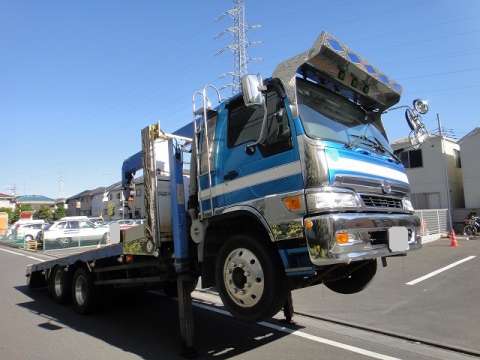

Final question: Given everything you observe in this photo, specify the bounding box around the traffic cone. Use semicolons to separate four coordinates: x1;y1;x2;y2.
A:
449;229;458;247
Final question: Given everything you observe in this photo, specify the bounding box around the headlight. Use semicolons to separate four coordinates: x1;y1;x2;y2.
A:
402;198;414;211
306;191;360;211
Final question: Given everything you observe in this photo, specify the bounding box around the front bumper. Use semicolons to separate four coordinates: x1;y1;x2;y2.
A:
305;212;421;266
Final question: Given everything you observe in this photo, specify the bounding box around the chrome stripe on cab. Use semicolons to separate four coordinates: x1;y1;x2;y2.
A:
199;160;302;201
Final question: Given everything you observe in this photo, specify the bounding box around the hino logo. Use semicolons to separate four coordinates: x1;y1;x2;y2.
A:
382;180;392;194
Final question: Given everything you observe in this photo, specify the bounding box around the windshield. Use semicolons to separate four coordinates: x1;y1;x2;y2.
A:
296;78;393;153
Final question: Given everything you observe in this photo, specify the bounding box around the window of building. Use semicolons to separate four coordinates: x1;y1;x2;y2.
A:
394;148;423;168
454;149;462;168
117;193;121;200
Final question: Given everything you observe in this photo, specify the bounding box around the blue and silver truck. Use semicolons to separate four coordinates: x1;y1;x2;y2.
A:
26;32;429;335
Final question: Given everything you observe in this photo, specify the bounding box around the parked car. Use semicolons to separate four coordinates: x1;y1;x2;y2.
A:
10;220;46;240
88;217;105;226
115;219;138;230
40;219;109;249
16;222;50;242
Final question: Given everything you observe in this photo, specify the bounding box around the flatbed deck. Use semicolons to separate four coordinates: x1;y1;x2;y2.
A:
26;243;124;275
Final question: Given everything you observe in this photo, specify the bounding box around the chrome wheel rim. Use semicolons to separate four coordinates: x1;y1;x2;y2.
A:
223;248;264;308
54;269;63;298
74;275;87;306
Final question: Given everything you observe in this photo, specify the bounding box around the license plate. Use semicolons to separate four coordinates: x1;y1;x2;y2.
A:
388;226;409;252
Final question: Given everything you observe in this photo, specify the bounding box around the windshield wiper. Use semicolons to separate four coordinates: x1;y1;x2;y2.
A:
347;134;401;163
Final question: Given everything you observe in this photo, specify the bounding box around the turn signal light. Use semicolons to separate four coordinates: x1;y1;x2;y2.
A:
282;195;302;211
336;232;349;244
304;219;313;231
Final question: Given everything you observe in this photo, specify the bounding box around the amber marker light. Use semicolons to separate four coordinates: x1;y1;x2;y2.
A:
282;195;302;211
336;232;349;244
304;219;314;231
125;255;134;263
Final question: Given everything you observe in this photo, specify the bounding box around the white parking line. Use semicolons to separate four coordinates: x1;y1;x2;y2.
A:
192;302;400;360
0;247;400;359
0;247;45;262
406;255;477;286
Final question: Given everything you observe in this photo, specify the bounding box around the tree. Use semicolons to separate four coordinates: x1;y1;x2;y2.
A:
11;204;33;224
107;203;115;218
0;208;13;224
35;206;53;221
53;204;66;220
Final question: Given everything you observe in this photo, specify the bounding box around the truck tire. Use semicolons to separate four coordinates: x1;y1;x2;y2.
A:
28;271;46;289
48;266;71;304
215;233;287;322
324;260;377;294
71;267;97;314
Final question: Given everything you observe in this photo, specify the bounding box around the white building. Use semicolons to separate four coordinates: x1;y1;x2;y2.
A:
0;193;15;210
90;187;106;218
459;128;480;210
391;135;464;210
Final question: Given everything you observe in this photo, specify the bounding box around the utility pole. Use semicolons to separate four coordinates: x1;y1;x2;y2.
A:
215;0;262;94
437;113;453;232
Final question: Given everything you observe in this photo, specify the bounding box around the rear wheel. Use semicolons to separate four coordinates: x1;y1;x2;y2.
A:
464;225;476;236
58;237;73;248
215;233;287;322
48;266;71;304
324;260;377;294
71;267;97;314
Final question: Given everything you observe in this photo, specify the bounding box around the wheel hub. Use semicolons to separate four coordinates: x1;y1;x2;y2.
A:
75;276;87;306
223;248;264;308
54;269;63;297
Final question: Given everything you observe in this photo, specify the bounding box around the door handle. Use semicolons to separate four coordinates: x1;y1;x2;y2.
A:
224;170;239;181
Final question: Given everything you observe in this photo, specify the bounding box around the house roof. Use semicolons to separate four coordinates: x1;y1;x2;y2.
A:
391;134;457;149
67;190;92;201
0;192;14;199
16;195;55;204
459;127;480;144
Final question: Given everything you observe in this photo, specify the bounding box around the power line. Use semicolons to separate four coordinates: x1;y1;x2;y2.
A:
398;66;480;81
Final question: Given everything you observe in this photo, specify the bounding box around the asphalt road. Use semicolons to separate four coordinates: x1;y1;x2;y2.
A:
0;238;478;360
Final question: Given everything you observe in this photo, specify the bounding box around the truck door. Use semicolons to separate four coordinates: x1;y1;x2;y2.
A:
221;90;301;207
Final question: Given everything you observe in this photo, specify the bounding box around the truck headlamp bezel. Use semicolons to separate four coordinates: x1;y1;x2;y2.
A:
306;188;361;212
402;198;414;212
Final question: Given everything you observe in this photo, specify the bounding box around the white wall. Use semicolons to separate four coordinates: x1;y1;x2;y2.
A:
461;131;480;208
392;136;464;210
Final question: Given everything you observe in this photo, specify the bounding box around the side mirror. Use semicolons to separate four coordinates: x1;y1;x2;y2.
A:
405;108;428;147
241;74;265;107
413;99;429;115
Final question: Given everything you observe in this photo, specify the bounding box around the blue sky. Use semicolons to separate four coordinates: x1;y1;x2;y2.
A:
1;0;479;198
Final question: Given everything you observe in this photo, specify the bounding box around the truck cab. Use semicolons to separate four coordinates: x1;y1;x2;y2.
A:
189;32;426;321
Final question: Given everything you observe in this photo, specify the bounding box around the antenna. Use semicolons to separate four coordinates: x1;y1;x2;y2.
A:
215;0;262;94
58;175;65;199
6;184;16;197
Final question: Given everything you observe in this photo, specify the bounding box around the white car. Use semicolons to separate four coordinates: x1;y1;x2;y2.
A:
16;222;49;242
42;219;109;249
10;220;46;240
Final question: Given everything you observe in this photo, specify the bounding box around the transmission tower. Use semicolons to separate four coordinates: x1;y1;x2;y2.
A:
215;0;262;94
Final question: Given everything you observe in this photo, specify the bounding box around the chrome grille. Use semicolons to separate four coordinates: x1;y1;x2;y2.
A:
361;195;402;209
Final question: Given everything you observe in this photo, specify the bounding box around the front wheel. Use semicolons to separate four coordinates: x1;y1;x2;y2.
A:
324;260;377;294
215;233;287;322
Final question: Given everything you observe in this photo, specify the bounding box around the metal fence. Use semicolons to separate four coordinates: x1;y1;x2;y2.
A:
415;209;449;237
